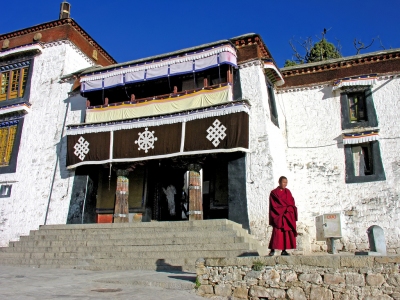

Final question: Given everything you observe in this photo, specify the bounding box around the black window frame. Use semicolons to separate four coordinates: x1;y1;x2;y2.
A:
0;59;34;108
0;117;24;174
344;140;385;183
265;79;279;128
340;87;378;130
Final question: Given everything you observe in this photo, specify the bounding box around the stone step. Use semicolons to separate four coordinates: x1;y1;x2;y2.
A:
0;250;255;261
8;236;244;248
30;224;238;236
24;229;241;242
39;219;235;230
0;242;255;257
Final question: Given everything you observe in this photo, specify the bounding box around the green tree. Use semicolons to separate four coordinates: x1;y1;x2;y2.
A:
306;38;341;62
284;30;342;66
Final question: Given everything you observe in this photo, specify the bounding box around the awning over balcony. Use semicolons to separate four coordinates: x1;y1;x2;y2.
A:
85;84;233;123
80;44;237;92
66;101;249;169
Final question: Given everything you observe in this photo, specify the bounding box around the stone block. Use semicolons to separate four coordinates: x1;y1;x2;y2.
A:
262;269;280;286
299;273;323;284
375;256;400;264
341;256;374;268
266;288;286;299
197;285;213;295
301;256;341;268
233;287;248;299
311;244;322;251
310;286;333;300
366;273;385;286
214;284;232;297
287;287;307;300
345;273;365;286
364;296;392;300
244;271;262;280
324;274;345;285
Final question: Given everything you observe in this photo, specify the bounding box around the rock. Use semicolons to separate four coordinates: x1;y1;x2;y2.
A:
388;274;400;287
364;296;392;300
366;273;385;287
341;257;374;268
262;269;280;286
345;273;365;286
232;269;242;281
391;292;400;300
324;274;345;285
196;266;207;276
310;286;333;300
284;271;298;282
233;287;248;299
244;271;262;280
287;287;307;300
214;284;232;297
299;273;323;284
250;286;270;298
249;286;286;299
311;244;322;251
197;285;213;295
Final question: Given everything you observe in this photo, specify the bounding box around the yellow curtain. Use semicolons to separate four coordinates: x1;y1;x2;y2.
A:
86;85;232;123
0;125;17;166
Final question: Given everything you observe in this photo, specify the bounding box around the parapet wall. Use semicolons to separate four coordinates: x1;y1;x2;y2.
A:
195;255;400;299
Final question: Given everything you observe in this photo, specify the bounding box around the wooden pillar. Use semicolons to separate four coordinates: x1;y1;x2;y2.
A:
188;164;203;220
114;169;129;223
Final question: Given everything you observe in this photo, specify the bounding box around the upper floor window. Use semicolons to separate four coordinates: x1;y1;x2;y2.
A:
340;87;378;129
0;67;29;101
266;82;279;127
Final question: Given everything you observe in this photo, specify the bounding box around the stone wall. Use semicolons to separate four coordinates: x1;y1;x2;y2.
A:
0;41;93;246
196;255;400;300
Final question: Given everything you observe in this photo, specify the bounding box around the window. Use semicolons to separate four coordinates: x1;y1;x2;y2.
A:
0;123;18;166
344;141;385;183
340;88;378;129
0;67;29;101
267;83;279;127
348;92;367;123
0;184;12;198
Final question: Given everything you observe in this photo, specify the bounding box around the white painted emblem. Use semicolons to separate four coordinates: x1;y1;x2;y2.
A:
206;119;227;147
135;128;158;153
73;136;90;161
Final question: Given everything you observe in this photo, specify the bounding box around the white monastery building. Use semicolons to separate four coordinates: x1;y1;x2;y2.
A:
0;4;399;255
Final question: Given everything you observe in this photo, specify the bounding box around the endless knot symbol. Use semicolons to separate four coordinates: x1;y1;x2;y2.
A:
206;119;227;147
135;128;158;153
73;136;90;161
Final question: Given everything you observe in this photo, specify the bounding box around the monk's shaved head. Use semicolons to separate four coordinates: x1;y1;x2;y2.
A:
278;176;288;189
279;176;287;183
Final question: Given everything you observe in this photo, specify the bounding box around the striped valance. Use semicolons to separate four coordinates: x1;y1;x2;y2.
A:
80;45;237;93
333;74;377;91
343;130;379;145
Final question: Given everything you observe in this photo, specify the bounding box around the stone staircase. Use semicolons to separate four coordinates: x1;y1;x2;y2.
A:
0;219;266;271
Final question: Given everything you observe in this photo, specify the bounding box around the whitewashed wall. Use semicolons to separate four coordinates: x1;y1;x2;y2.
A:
0;41;94;246
276;76;400;253
240;62;289;244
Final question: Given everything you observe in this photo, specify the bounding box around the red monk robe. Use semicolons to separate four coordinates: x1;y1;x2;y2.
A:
269;187;298;250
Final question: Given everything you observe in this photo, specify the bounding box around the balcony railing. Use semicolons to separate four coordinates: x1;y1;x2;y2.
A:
85;83;233;124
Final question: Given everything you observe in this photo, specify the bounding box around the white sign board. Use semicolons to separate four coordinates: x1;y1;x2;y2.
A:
316;213;342;241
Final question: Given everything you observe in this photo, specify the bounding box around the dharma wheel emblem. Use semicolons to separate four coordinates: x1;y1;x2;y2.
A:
73;136;90;161
135;128;158;153
206;119;227;147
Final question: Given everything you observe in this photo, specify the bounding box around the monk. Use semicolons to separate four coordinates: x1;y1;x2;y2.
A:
268;176;298;256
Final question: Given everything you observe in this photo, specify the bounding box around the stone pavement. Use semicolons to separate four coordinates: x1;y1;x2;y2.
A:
0;266;205;300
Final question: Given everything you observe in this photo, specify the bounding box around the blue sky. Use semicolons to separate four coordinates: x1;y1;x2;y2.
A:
1;0;399;67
